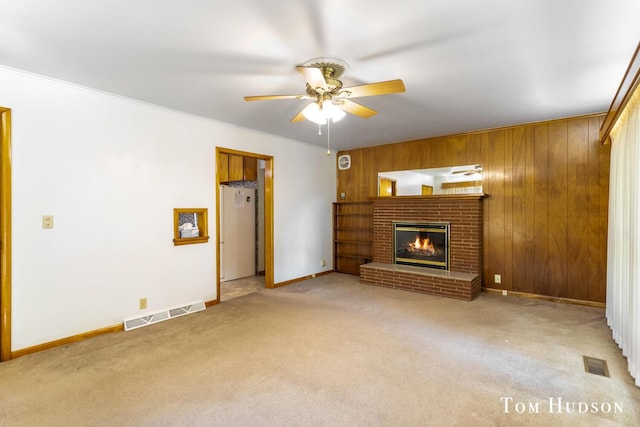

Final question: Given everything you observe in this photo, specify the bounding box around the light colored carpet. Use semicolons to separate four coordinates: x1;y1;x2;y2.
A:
0;273;638;426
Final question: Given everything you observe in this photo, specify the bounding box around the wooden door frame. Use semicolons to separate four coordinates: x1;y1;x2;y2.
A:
378;177;396;197
215;147;274;302
0;107;12;361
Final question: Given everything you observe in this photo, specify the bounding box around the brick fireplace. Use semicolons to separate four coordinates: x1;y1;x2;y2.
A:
360;195;484;300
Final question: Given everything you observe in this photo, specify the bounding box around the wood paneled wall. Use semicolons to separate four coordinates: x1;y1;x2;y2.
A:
337;114;610;303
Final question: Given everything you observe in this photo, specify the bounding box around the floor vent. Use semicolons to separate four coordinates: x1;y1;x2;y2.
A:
583;355;610;377
124;300;206;331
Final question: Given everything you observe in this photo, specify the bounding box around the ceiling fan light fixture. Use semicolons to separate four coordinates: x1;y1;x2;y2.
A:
244;57;405;128
302;103;325;124
302;101;345;125
323;101;346;123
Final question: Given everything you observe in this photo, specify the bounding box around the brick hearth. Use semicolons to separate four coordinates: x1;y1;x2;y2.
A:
360;195;484;300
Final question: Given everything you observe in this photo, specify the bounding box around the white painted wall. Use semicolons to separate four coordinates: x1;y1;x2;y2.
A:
379;171;433;196
0;67;335;350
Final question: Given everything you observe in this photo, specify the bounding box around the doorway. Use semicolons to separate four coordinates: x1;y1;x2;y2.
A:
379;177;396;197
215;148;273;303
0;107;12;361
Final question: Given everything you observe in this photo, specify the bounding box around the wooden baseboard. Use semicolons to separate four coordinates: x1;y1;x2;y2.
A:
11;324;124;360
10;299;222;360
272;270;334;288
482;287;606;309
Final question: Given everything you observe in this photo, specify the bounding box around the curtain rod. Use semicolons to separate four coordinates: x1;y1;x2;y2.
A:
600;41;640;145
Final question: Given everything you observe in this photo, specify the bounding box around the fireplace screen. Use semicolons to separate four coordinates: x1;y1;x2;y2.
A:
393;222;450;270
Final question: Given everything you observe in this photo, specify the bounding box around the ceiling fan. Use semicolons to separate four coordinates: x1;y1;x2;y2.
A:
451;164;483;176
244;57;406;125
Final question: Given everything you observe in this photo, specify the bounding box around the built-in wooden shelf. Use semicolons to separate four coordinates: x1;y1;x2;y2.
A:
333;202;372;275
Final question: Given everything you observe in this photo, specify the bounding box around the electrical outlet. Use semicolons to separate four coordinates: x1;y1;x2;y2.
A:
321;259;326;267
494;274;502;284
502;290;508;296
42;215;54;229
139;298;147;310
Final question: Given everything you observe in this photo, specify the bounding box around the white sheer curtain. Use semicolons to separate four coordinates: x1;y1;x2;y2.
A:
607;86;640;387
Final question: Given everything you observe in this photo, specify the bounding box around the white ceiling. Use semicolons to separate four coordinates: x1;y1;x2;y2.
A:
1;0;639;151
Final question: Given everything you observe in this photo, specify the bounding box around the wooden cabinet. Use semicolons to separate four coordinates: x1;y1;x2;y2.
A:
333;202;373;275
243;156;257;181
228;154;244;181
218;152;229;183
220;154;258;183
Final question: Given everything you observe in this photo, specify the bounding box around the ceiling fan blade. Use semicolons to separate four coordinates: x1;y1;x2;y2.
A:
244;94;307;102
338;99;377;118
296;66;328;92
291;108;306;123
339;79;406;98
452;165;483;175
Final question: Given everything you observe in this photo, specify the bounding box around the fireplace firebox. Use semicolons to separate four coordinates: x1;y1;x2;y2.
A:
393;222;450;270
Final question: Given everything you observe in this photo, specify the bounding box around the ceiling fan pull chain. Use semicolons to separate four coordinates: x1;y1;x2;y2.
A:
318;123;322;135
327;119;331;155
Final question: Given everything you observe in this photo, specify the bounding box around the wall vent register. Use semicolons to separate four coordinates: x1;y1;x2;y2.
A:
124;301;206;331
338;154;351;170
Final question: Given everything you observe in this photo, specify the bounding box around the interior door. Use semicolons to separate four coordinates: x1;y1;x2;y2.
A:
379;178;396;196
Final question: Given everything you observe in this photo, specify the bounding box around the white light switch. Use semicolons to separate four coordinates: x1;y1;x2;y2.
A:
42;215;54;229
494;274;502;284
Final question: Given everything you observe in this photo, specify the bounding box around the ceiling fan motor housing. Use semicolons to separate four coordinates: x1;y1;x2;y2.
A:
303;58;349;78
306;78;343;97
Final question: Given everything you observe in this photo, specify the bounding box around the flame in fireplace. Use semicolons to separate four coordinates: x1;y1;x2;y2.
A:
409;235;436;255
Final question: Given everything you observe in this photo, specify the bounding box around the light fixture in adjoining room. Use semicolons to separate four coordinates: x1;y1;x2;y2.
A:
301;101;346;125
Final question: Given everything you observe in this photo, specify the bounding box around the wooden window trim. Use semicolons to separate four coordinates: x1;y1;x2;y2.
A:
173;208;209;246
